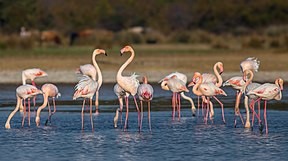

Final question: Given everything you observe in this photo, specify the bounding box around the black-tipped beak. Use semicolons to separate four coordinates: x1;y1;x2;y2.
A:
120;52;123;56
105;53;108;56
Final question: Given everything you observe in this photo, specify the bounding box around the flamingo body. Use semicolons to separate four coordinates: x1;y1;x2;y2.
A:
76;64;96;81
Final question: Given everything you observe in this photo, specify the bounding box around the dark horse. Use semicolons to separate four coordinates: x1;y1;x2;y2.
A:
69;29;95;46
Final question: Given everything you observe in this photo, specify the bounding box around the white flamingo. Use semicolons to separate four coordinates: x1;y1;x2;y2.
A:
247;78;283;135
35;83;61;126
159;72;196;116
5;85;43;129
116;45;140;131
76;49;107;115
137;76;154;131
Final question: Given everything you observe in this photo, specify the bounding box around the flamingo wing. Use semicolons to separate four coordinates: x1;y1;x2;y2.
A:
73;75;98;99
202;73;217;84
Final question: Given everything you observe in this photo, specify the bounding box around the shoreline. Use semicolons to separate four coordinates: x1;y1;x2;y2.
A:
0;70;286;84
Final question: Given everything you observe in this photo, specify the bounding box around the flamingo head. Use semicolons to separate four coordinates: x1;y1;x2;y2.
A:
142;76;148;84
35;70;48;77
277;78;284;90
120;45;133;56
93;49;107;56
188;81;195;87
217;62;224;74
160;79;169;91
35;116;40;126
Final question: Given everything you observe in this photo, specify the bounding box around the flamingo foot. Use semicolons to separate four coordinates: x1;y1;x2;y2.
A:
94;110;100;116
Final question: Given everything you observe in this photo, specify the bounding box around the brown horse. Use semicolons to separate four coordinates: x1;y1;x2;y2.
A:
69;29;95;45
40;31;62;46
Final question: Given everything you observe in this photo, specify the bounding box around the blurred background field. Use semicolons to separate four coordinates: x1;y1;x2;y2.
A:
0;0;288;83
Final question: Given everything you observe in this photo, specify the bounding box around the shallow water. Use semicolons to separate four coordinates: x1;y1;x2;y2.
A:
0;83;287;160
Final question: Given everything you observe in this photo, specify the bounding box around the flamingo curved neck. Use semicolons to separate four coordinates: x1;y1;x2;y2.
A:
36;94;49;119
214;64;223;87
117;49;135;80
193;75;203;96
92;53;102;89
22;73;26;85
243;70;253;92
5;95;21;127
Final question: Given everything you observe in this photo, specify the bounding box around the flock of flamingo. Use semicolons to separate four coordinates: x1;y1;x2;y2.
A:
4;46;284;135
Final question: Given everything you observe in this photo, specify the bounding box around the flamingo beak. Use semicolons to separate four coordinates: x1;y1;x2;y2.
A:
120;52;123;56
104;53;108;56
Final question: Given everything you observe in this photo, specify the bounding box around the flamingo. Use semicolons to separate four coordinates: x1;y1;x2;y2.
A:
5;85;43;129
247;78;284;135
137;76;154;131
188;72;227;124
22;68;48;108
116;45;140;131
73;75;97;131
223;57;260;126
76;49;107;115
159;72;196;116
113;83;126;128
161;75;189;120
242;69;261;128
35;83;61;126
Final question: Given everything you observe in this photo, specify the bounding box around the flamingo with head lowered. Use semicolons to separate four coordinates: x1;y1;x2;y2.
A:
35;83;61;126
188;72;227;124
159;72;196;117
116;45;140;131
5;84;43;129
247;78;284;135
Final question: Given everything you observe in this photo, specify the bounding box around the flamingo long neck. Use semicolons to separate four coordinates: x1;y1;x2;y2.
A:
193;75;203;96
214;64;223;87
5;95;21;127
117;49;135;81
92;53;102;89
22;72;26;85
36;94;49;120
243;70;253;92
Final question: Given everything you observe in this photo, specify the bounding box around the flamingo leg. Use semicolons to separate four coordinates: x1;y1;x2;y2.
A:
140;100;144;131
178;93;181;120
45;97;56;126
28;98;31;127
234;91;244;126
258;100;261;126
118;97;123;126
201;96;204;116
197;96;200;116
124;96;129;131
81;99;86;131
249;100;261;122
264;100;268;135
172;93;176;120
90;98;94;132
47;100;51;120
95;91;99;115
133;96;140;132
205;97;210;124
31;80;37;107
148;101;151;132
22;99;26;127
213;96;226;124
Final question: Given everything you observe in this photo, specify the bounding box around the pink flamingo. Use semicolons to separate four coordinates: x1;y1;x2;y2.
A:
35;83;61;126
137;76;154;131
113;83;126;128
22;68;48;108
5;84;43;129
76;49;107;115
161;75;189;120
116;45;140;131
73;75;97;131
159;72;196;116
247;78;283;135
242;69;261;128
188;72;227;124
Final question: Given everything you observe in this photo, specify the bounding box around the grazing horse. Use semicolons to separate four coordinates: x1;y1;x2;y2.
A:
69;29;95;46
40;31;62;46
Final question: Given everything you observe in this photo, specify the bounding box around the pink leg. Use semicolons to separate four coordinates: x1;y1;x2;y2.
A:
251;100;255;127
197;96;200;116
172;93;176;120
249;100;261;122
148;101;151;132
258;100;261;126
81;99;86;131
178;93;181;120
140;100;143;131
124;96;129;131
264;100;268;135
28;98;31;127
32;81;36;107
118;97;123;126
205;97;210;124
133;96;140;132
213;96;226;124
90;98;94;132
22;99;26;127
